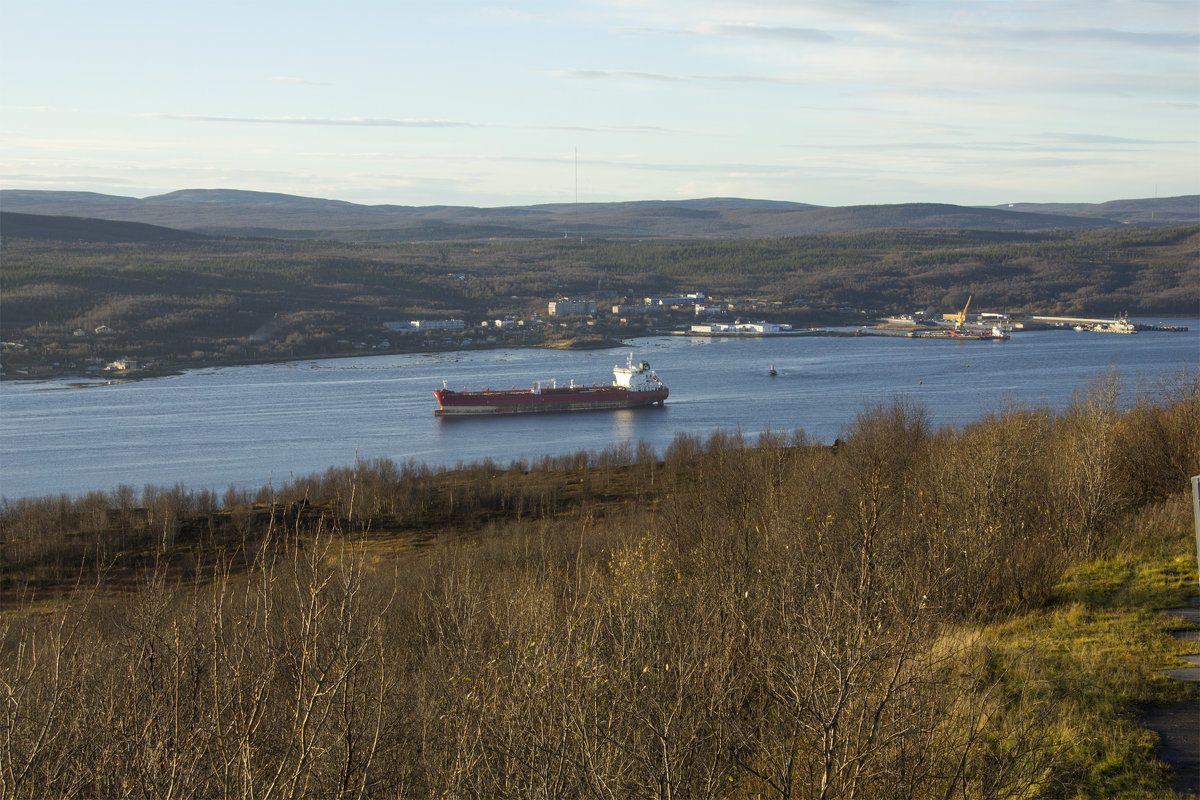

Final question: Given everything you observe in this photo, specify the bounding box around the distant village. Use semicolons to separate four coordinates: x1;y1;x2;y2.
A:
1;287;1183;380
373;291;824;351
373;290;1171;351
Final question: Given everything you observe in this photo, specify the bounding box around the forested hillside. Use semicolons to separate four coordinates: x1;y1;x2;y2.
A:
3;189;1197;240
580;226;1199;311
2;221;1196;377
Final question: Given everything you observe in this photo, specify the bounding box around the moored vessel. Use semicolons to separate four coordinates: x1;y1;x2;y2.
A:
912;324;1010;340
434;354;668;415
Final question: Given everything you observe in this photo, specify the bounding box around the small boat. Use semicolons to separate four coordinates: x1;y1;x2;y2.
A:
768;362;777;377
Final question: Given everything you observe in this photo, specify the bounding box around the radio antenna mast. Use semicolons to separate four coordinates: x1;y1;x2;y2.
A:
575;147;582;244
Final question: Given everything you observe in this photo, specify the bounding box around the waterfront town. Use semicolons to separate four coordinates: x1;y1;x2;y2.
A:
1;287;1185;381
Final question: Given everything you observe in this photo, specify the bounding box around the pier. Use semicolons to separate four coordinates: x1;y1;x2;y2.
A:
1024;315;1186;332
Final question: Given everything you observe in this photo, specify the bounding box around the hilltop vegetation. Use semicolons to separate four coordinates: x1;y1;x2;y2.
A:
1;373;1197;797
3;189;1197;240
2;219;1196;378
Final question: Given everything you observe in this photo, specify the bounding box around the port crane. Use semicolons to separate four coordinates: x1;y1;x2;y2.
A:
952;295;972;330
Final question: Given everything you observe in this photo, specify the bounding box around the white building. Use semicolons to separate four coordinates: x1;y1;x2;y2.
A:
384;319;466;332
548;299;596;316
612;305;653;315
690;322;793;335
645;293;706;307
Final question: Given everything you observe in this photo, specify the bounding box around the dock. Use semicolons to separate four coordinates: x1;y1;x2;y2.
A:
1025;315;1186;333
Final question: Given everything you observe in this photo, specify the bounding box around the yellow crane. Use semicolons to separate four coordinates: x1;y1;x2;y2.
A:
953;295;972;330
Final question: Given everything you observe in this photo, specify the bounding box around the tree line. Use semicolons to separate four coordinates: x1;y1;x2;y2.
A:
1;370;1197;797
2;226;1196;378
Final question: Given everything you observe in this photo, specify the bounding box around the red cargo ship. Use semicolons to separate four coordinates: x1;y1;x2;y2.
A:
434;354;668;415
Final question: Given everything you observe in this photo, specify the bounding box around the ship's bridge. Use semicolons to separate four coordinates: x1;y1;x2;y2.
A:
613;354;663;391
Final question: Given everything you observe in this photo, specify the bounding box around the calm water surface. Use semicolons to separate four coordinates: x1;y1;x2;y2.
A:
1;320;1196;501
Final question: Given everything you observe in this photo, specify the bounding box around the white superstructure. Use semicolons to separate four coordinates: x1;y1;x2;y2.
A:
612;353;664;392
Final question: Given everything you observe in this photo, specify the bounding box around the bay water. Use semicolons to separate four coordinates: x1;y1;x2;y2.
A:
1;320;1196;502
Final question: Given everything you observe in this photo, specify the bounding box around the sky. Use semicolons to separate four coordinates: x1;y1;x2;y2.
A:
2;0;1197;208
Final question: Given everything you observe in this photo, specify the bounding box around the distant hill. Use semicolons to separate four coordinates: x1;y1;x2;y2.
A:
2;189;1196;242
994;196;1199;226
0;211;207;243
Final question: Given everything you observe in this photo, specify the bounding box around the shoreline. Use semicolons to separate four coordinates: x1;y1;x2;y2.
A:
0;336;633;385
4;318;1192;385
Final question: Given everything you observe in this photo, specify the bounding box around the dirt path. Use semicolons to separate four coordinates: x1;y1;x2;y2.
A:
1139;598;1200;797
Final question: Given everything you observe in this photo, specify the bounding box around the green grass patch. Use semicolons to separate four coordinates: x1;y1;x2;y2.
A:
981;524;1199;798
1058;551;1199;611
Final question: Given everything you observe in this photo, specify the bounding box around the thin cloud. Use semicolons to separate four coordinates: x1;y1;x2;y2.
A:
155;115;672;135
686;22;835;43
336;151;778;176
547;68;812;85
789;135;1179;153
1001;156;1134;169
552;69;686;83
572;157;781;175
984;26;1199;51
486;7;541;20
152;114;483;128
0;173;139;186
270;77;330;86
539;123;672;134
1036;132;1185;146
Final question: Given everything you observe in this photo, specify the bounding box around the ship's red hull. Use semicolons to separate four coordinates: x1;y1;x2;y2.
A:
434;385;669;415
